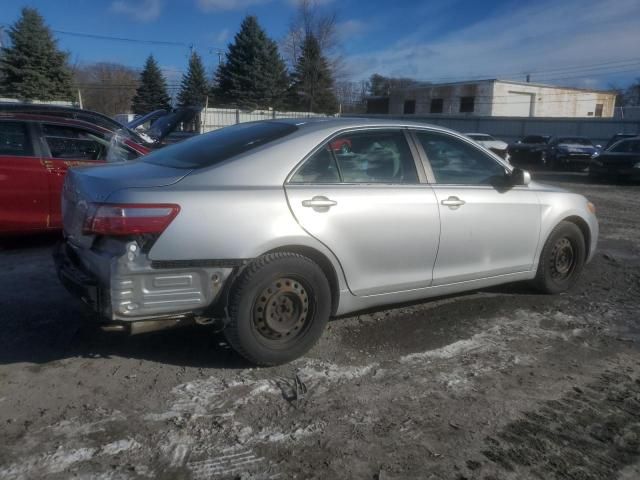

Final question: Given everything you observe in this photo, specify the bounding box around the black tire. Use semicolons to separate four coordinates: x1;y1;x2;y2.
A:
224;252;331;366
534;221;586;294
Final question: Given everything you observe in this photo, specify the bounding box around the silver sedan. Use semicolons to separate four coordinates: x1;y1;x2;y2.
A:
55;118;598;365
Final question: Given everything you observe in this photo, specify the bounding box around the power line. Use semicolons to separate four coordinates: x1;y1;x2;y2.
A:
52;29;189;47
51;28;226;54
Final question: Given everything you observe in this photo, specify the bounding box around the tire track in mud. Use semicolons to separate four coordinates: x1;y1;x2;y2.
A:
482;370;640;479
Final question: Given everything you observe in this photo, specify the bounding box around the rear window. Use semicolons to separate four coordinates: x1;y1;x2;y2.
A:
0;121;33;156
143;121;298;169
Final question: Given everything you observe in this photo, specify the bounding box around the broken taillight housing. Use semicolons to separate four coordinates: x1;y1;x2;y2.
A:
83;204;180;236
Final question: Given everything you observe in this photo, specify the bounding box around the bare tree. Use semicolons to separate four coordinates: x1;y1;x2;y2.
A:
74;62;138;116
281;0;343;78
334;80;369;113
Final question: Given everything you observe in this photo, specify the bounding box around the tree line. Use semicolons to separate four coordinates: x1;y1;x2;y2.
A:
0;6;344;115
4;7;638;117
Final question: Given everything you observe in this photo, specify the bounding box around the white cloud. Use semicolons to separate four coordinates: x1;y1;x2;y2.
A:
216;28;230;43
344;0;640;87
196;0;271;11
110;0;163;22
336;19;367;40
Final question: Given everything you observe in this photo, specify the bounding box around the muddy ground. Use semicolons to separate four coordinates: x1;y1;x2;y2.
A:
1;172;639;480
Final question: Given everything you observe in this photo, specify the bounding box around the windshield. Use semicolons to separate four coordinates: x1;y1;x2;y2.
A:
143;121;298;169
610;139;640;153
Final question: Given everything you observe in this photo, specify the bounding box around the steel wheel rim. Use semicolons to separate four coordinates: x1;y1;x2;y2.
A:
252;277;312;344
550;237;575;279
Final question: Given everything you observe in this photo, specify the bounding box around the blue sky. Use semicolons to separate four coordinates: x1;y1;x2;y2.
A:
2;0;639;93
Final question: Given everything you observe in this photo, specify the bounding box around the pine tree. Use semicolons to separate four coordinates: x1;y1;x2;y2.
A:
290;34;338;114
215;15;288;109
177;52;209;107
0;8;73;101
131;55;171;115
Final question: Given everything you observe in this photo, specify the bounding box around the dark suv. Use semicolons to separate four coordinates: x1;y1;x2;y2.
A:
508;135;550;167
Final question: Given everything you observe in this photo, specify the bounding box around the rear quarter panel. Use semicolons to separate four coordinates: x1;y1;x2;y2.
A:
105;184;350;293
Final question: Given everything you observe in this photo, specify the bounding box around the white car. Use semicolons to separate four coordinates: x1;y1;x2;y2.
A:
466;133;510;163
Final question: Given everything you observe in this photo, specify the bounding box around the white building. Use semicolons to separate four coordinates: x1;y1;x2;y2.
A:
372;79;617;118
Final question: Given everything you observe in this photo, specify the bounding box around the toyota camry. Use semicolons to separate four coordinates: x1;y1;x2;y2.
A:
55;118;598;365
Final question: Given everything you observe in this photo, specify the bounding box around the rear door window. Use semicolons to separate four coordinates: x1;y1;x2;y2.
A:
291;130;420;184
0;121;34;157
290;146;341;183
42;124;107;161
333;130;419;183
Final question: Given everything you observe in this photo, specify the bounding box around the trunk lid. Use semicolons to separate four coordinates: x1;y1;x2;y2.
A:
62;161;192;246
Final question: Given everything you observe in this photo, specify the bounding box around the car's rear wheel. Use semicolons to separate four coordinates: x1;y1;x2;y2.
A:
225;252;331;366
533;221;586;294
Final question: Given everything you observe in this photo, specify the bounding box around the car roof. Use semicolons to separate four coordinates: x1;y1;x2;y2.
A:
0;112;116;135
0;102;118;121
267;116;458;137
552;135;590;140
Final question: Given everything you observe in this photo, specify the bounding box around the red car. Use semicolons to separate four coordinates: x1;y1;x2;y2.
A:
0;113;150;235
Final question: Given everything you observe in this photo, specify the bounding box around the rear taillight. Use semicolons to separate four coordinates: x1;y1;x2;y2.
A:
83;204;180;236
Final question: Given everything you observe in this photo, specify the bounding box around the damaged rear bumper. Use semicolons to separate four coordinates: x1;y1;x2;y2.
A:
54;240;235;328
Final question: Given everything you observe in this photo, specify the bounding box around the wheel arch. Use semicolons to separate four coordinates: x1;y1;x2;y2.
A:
264;245;341;316
560;215;591;259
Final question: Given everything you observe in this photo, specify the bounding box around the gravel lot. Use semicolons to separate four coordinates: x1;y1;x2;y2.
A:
1;172;639;480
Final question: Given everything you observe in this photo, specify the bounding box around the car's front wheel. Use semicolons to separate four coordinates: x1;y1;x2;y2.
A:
534;221;586;294
225;252;331;366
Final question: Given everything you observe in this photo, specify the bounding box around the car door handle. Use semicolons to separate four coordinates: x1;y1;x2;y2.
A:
441;196;466;207
302;196;337;209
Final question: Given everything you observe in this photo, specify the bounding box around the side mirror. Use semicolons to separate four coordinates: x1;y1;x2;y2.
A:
510;167;531;186
595;144;602;150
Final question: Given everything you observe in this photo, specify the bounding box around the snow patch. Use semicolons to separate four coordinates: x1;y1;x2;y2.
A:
400;336;487;363
99;438;141;456
0;447;97;479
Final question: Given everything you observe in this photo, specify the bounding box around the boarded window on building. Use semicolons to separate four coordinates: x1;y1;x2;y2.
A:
430;98;444;114
460;96;475;113
403;100;416;114
595;104;604;117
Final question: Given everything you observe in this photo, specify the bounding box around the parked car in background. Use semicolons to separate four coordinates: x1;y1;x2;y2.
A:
0;103;200;148
55;118;598;366
465;133;510;162
0;103;150;146
545;136;600;170
589;136;640;181
603;133;638;151
0;113;149;235
508;135;550;167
